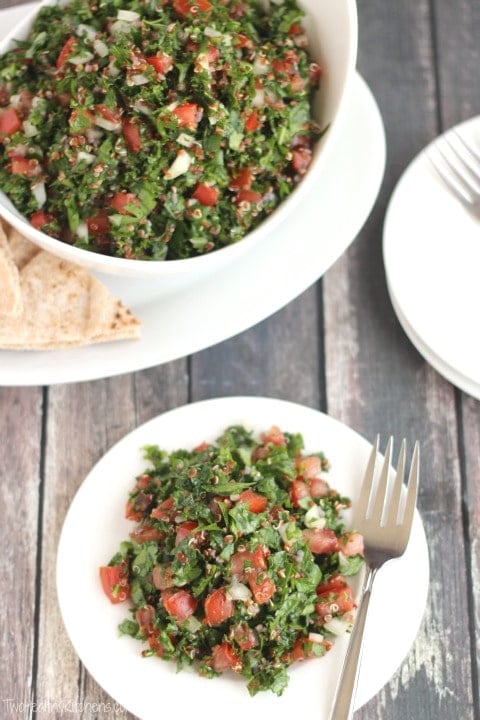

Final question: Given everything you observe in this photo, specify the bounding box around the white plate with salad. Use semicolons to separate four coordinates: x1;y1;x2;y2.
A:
0;2;385;387
57;396;429;720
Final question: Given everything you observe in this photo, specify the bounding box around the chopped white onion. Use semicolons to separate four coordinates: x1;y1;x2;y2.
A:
204;26;222;37
165;150;192;180
77;23;97;40
129;73;150;85
110;19;132;35
308;632;324;643
32;182;46;208
195;52;211;72
227;582;252;601
93;39;109;58
68;52;94;65
77;151;96;165
86;128;103;144
94;116;121;132
22;120;38;138
304;505;326;529
76;221;89;239
324;617;352;636
253;54;269;75
251;87;265;108
117;9;140;21
133;100;153;116
176;132;197;147
9;94;21;109
106;62;121;78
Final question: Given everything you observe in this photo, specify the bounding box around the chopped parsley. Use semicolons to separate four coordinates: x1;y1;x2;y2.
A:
99;425;364;696
0;0;322;260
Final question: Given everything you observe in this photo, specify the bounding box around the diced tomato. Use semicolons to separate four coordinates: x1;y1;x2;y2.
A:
0;107;21;137
237;489;268;514
315;582;355;617
316;574;349;595
210;642;242;673
162;589;197;622
233;622;258;651
204;588;234;626
109;191;140;215
340;531;364;557
135;474;152;490
309;63;322;87
125;499;143;522
172;102;203;131
295;455;322;478
30;211;52;230
236;189;262;204
289;478;311;507
243;110;260;132
147;630;165;656
173;0;212;18
122;119;142;152
146;52;173;75
99;565;130;604
234;33;253;49
95;105;122;123
291;147;313;175
8;155;40;178
308;477;329;498
290;635;317;661
228;167;253;190
248;573;276;604
260;426;286;446
230;547;266;579
135;605;155;631
151;496;175;520
192;183;219;207
86;210;110;236
302;527;339;554
152;564;175;590
290;75;306;92
56;36;77;69
175;520;199;546
288;22;304;36
205;45;220;63
194;441;210;453
129;525;165;543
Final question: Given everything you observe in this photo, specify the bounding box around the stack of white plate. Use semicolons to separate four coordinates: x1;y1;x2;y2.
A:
383;116;480;400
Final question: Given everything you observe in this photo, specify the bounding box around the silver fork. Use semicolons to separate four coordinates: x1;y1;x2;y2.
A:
329;436;420;720
427;129;480;217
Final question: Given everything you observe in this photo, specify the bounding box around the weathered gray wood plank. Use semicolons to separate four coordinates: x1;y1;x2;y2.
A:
0;387;43;720
34;364;188;719
190;286;324;409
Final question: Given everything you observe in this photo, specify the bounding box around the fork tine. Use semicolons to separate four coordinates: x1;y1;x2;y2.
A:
386;438;406;526
434;143;478;200
354;435;379;524
453;129;480;165
444;135;480;190
400;441;420;536
370;436;393;523
427;149;475;205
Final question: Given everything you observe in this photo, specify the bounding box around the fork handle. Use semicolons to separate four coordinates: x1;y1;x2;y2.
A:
329;566;378;720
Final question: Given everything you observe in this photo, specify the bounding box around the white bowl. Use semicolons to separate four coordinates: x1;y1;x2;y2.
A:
0;0;357;305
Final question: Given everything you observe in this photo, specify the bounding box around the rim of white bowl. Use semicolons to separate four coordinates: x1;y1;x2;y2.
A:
0;0;358;278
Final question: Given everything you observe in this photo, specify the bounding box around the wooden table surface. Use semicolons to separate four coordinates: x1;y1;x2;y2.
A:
1;1;479;718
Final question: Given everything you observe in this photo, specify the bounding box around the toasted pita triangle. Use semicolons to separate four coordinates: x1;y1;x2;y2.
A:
6;225;41;270
0;223;22;317
0;251;141;350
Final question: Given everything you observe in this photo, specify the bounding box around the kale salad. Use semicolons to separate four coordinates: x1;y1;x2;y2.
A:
100;425;364;696
0;0;322;260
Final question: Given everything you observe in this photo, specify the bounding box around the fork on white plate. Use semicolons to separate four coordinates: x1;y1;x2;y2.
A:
328;436;420;720
427;129;480;218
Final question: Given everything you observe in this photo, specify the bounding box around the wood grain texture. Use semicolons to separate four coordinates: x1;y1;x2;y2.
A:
0;387;43;719
0;0;479;718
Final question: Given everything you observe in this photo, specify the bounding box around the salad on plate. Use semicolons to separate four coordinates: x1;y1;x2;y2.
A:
100;423;364;696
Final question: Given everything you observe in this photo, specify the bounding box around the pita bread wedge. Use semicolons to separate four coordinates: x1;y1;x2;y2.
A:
6;225;41;269
0;251;141;350
0;223;22;317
